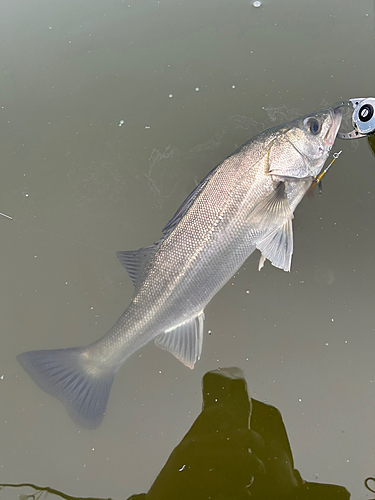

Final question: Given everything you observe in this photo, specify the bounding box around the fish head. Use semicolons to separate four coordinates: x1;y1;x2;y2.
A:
269;106;342;179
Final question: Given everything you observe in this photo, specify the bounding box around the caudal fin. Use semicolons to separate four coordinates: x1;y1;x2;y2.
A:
17;348;115;429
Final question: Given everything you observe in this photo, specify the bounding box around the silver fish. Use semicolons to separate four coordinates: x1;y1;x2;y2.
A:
17;105;342;428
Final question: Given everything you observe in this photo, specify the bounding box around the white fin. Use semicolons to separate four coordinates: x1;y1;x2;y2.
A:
258;254;266;271
17;348;115;429
162;168;217;236
249;181;293;229
257;218;293;272
155;312;205;369
116;242;161;288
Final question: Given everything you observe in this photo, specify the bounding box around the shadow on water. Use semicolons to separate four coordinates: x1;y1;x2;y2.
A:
3;367;373;500
367;134;375;157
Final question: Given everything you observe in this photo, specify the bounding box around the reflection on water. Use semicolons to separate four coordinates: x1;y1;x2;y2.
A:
0;0;374;499
143;368;351;500
1;368;353;499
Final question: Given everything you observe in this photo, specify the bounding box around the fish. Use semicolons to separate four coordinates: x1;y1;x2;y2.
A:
17;104;342;428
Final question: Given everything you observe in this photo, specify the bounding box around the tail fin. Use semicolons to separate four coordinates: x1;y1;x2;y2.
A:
17;348;115;429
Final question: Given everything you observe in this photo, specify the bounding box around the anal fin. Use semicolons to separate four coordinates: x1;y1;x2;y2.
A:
155;312;205;369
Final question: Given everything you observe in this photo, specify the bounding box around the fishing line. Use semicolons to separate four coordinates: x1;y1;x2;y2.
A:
292;149;344;247
0;211;12;220
310;150;343;193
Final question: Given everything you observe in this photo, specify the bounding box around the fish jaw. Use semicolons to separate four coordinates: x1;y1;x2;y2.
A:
323;106;342;149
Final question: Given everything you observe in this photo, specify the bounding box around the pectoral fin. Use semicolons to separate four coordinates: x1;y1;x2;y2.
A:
249;181;293;228
250;182;294;272
155;312;205;369
257;218;293;272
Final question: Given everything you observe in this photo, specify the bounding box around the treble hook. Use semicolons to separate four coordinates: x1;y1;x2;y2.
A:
310;150;343;194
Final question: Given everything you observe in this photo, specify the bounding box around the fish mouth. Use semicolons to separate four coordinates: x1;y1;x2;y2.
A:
324;106;342;148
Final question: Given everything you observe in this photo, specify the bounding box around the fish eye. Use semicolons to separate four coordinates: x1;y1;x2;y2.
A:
304;117;321;135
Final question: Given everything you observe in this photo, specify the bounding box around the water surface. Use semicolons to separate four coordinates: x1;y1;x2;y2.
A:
0;0;374;498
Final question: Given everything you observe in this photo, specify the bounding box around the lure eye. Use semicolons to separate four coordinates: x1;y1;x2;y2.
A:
304;117;321;135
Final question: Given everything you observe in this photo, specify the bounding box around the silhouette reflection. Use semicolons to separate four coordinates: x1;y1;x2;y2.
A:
0;368;353;500
129;368;350;500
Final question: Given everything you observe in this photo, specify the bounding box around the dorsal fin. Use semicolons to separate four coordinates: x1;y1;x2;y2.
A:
162;167;217;236
117;165;219;286
117;166;218;287
116;241;161;288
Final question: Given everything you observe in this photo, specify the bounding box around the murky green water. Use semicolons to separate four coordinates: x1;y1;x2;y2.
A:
0;0;374;498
